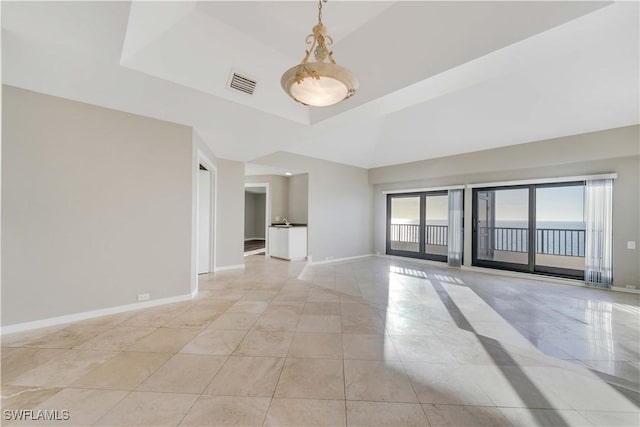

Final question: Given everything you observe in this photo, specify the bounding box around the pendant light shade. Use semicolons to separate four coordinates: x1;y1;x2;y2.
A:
281;1;358;107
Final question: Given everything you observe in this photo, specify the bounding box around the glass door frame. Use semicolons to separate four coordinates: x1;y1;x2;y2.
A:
386;191;449;263
471;182;585;279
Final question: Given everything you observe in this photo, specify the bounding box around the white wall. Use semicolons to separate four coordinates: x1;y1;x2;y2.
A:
369;125;640;289
245;175;288;224
288;173;308;224
216;159;246;268
2;86;193;326
250;152;372;262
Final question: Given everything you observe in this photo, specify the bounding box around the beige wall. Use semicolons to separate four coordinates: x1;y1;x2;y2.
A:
216;159;245;268
251;152;372;262
288;173;309;224
245;175;289;224
2;86;193;326
370;125;640;290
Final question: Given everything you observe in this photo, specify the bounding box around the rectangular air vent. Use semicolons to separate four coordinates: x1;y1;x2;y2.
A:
229;72;257;95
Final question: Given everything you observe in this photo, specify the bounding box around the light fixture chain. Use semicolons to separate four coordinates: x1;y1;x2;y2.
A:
318;0;325;24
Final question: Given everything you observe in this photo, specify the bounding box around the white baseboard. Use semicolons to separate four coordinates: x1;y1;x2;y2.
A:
610;286;640;294
214;264;246;272
244;238;265;241
308;254;373;266
1;293;193;335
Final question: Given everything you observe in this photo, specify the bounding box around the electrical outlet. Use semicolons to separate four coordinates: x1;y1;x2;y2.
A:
627;241;636;250
137;293;150;302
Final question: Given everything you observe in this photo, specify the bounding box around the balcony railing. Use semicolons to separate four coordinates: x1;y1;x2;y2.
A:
390;224;447;246
390;224;586;256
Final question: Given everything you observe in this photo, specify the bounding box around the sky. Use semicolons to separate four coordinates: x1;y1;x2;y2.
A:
390;185;585;224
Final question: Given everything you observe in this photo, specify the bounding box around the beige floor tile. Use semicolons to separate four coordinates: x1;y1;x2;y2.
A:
71;351;171;390
422;404;512;427
208;312;260;330
273;291;309;303
253;311;301;332
6;326;110;350
1;348;68;384
95;391;198;426
192;300;235;312
164;309;222;328
208;289;246;301
384;315;434;337
1;385;62;410
1;326;71;348
179;395;271;426
500;407;596;427
346;401;429;427
342;334;400;360
403;362;494;406
265;398;346;427
275;358;345;399
227;300;269;314
179;329;246;355
137;353;227;394
9;350;117;387
578;410;639;426
74;327;155;351
241;290;278;302
288;333;343;359
265;302;305;315
341;314;386;334
344;360;417;403
234;330;293;357
390;335;455;363
307;290;340;303
7;388;128;426
297;315;342;333
125;327;200;353
120;303;191;327
205;356;284;397
303;302;341;315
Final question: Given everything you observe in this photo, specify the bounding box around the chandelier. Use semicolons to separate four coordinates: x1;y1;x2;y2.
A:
281;0;358;107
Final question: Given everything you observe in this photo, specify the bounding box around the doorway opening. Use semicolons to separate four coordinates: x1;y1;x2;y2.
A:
244;183;269;256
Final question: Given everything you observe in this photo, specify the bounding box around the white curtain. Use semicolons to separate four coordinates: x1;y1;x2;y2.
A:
447;189;464;267
585;179;613;288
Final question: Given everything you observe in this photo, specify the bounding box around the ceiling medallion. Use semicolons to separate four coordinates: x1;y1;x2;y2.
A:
281;0;358;107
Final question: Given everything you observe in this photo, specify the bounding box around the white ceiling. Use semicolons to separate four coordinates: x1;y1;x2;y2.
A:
2;1;638;169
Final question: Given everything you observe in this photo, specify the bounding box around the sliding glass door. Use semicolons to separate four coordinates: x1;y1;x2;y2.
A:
472;182;585;279
535;184;586;277
387;192;449;262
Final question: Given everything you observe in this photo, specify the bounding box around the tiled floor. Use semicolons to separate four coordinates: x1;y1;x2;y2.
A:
2;256;639;426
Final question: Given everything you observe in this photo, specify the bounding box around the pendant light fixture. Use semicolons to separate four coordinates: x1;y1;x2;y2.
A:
281;0;358;107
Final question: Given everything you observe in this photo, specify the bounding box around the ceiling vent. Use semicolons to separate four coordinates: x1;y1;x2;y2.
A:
228;71;257;95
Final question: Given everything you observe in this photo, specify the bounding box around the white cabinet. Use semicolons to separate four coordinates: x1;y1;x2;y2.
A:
268;226;307;260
